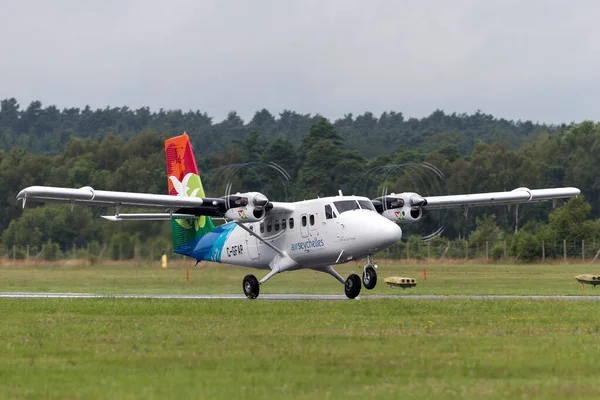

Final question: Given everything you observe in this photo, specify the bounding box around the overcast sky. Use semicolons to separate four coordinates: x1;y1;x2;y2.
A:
1;0;598;124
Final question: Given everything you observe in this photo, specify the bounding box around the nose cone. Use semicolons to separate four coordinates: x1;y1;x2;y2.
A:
375;217;403;250
339;210;403;254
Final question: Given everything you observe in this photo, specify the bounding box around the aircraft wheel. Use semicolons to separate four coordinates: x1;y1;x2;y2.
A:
243;274;260;299
362;266;377;290
344;273;361;299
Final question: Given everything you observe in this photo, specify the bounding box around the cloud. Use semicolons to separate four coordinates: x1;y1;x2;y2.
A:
1;0;598;123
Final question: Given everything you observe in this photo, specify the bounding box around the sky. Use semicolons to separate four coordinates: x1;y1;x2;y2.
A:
1;0;599;124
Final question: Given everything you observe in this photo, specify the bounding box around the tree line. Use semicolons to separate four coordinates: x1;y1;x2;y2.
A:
1;98;552;158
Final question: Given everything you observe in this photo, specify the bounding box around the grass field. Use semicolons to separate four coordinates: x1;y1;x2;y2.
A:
2;260;600;399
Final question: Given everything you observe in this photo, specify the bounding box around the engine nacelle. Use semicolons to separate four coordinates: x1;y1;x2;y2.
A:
223;192;270;222
372;192;426;224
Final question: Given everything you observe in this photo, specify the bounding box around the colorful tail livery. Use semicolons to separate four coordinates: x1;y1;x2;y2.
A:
164;133;215;256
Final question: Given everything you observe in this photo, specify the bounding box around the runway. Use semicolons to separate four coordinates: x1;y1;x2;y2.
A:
1;292;600;301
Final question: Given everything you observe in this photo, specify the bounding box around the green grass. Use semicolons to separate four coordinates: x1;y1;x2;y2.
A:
1;260;599;296
2;261;600;399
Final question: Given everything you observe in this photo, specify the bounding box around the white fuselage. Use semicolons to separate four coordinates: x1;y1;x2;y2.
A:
217;195;403;271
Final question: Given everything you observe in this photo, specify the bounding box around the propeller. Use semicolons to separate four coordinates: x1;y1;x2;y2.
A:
348;162;448;240
203;162;293;220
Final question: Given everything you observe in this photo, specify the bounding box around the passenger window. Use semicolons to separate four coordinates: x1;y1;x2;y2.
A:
281;219;287;230
325;204;334;219
274;220;280;231
260;223;264;233
289;218;295;229
309;215;315;226
267;221;272;232
301;216;307;227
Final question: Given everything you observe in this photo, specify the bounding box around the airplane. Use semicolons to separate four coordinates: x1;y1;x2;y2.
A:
16;133;581;299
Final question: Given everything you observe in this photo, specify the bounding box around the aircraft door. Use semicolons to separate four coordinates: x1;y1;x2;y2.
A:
245;225;260;259
300;213;309;238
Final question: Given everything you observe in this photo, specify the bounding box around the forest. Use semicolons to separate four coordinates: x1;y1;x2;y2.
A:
1;98;599;261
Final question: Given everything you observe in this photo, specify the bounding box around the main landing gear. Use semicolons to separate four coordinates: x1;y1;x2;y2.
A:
362;255;378;290
344;274;361;299
241;255;379;300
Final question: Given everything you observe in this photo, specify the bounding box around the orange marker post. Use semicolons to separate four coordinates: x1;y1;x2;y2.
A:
423;268;427;281
186;269;189;282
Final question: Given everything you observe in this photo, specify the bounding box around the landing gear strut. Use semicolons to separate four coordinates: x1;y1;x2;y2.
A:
362;255;378;290
243;274;260;299
316;265;362;300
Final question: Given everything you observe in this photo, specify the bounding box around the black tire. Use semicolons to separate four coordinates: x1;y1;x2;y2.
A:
243;274;260;299
344;273;361;299
362;266;377;290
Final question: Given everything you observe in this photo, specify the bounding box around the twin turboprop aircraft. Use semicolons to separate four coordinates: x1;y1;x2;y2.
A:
16;133;581;299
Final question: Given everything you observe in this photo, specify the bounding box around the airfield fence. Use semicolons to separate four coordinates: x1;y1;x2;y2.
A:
381;238;600;263
1;238;599;264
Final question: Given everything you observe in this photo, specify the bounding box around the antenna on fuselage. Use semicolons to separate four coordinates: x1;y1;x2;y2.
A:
338;190;344;196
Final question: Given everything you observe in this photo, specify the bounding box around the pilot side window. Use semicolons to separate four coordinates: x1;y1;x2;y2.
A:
289;218;295;229
281;219;286;230
309;215;315;226
267;221;272;232
325;204;336;219
274;220;280;231
301;215;307;227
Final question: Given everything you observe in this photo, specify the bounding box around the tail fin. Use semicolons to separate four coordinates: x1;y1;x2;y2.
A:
165;132;215;256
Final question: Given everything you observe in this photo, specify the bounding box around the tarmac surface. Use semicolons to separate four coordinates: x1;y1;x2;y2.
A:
1;292;600;301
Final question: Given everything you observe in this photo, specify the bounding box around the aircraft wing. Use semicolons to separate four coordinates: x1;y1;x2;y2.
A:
16;185;293;220
16;186;225;212
422;187;581;210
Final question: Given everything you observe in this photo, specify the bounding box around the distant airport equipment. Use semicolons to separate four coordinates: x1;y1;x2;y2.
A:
16;133;580;299
575;274;600;287
384;276;417;289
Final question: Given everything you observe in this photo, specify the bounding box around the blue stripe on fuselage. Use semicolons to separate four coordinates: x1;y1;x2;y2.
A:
174;222;237;262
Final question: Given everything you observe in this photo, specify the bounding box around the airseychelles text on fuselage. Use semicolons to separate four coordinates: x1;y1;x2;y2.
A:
290;238;325;252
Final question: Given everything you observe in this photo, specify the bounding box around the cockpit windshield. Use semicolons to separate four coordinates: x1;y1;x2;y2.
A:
333;200;359;214
333;199;376;214
358;200;376;211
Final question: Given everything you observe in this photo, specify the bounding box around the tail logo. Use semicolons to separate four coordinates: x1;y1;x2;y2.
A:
168;171;206;230
169;173;201;197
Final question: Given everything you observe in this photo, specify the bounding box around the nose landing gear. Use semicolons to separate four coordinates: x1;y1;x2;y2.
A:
243;274;260;299
362;255;378;290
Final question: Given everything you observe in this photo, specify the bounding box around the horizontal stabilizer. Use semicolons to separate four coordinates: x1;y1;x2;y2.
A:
101;213;198;221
